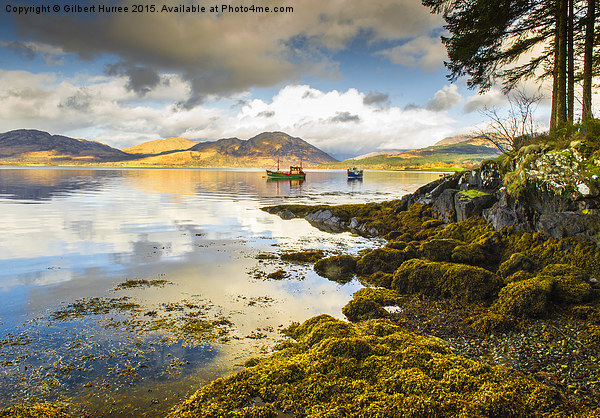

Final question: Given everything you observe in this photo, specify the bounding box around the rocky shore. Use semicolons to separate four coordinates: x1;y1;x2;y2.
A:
4;141;600;417
167;142;600;417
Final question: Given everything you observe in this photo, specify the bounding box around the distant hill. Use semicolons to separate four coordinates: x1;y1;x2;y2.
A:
324;139;501;171
0;130;337;168
434;134;494;147
122;137;197;155
128;132;337;167
0;129;129;162
352;149;408;160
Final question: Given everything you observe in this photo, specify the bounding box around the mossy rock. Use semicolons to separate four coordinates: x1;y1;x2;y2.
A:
504;270;535;284
284;314;356;347
356;247;415;276
359;271;394;288
384;240;409;250
434;218;496;243
419;238;465;262
498;252;536;279
314;255;357;283
0;402;74;418
168;316;575;417
391;259;502;302
342;288;401;322
540;264;593;304
266;269;287;280
422;219;444;229
493;276;554;318
280;250;325;263
451;243;488;267
315;337;373;360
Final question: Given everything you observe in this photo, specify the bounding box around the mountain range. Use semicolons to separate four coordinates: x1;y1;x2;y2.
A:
0;130;337;168
0;130;500;170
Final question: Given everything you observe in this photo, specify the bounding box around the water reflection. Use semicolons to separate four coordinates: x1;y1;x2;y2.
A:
0;167;441;416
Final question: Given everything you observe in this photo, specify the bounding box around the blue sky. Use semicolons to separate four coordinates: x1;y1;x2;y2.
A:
0;0;558;158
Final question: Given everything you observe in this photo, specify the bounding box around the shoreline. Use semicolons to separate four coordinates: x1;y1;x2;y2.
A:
0;162;464;172
3;149;600;416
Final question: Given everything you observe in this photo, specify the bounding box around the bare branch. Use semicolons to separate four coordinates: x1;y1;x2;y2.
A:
476;87;543;154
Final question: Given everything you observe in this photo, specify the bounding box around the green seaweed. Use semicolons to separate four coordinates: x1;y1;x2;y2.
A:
391;259;502;302
0;402;74;418
167;316;576;417
492;276;554;318
314;255;357;283
342;288;401;322
113;278;171;290
280;250;325;263
266;269;288;280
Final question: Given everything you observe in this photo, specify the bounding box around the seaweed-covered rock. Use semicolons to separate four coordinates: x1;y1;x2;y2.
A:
285;314;356;347
504;270;535;284
280;250;325;263
454;190;498;222
356;247;414;276
451;243;488;267
419;238;464;262
168;316;575;418
359;271;394;288
391;259;502;302
493;276;554;317
0;402;74;418
314;255;357;283
498;252;536;279
471;311;517;334
342;288;401;322
540;264;593;304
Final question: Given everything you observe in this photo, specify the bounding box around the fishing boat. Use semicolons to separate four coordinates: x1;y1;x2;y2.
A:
266;159;306;180
347;166;363;179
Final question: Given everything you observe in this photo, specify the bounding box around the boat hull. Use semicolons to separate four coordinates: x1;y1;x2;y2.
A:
347;167;363;179
266;170;306;180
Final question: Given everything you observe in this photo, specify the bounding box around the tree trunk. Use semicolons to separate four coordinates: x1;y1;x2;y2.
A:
582;0;596;120
567;0;574;124
551;0;568;132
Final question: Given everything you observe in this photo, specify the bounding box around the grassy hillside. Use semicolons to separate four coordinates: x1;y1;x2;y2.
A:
122;137;197;154
324;142;501;171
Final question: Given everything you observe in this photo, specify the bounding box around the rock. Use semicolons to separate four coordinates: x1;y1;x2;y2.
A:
493;276;553;318
342;288;400;322
432;189;458;223
454;191;498;222
419;238;464;262
314;255;357;283
540;264;593;304
356;247;415;275
305;209;346;233
278;209;297;220
537;212;600;240
391;259;502;302
498;252;536;279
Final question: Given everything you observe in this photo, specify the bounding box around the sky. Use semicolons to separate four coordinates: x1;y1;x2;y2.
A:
0;0;573;159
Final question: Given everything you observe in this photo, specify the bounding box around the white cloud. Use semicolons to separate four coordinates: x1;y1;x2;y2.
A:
377;35;447;71
12;0;443;102
0;71;458;155
426;84;462;111
463;88;507;113
231;85;456;155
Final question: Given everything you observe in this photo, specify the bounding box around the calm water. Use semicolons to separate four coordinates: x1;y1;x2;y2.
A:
0;167;441;416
